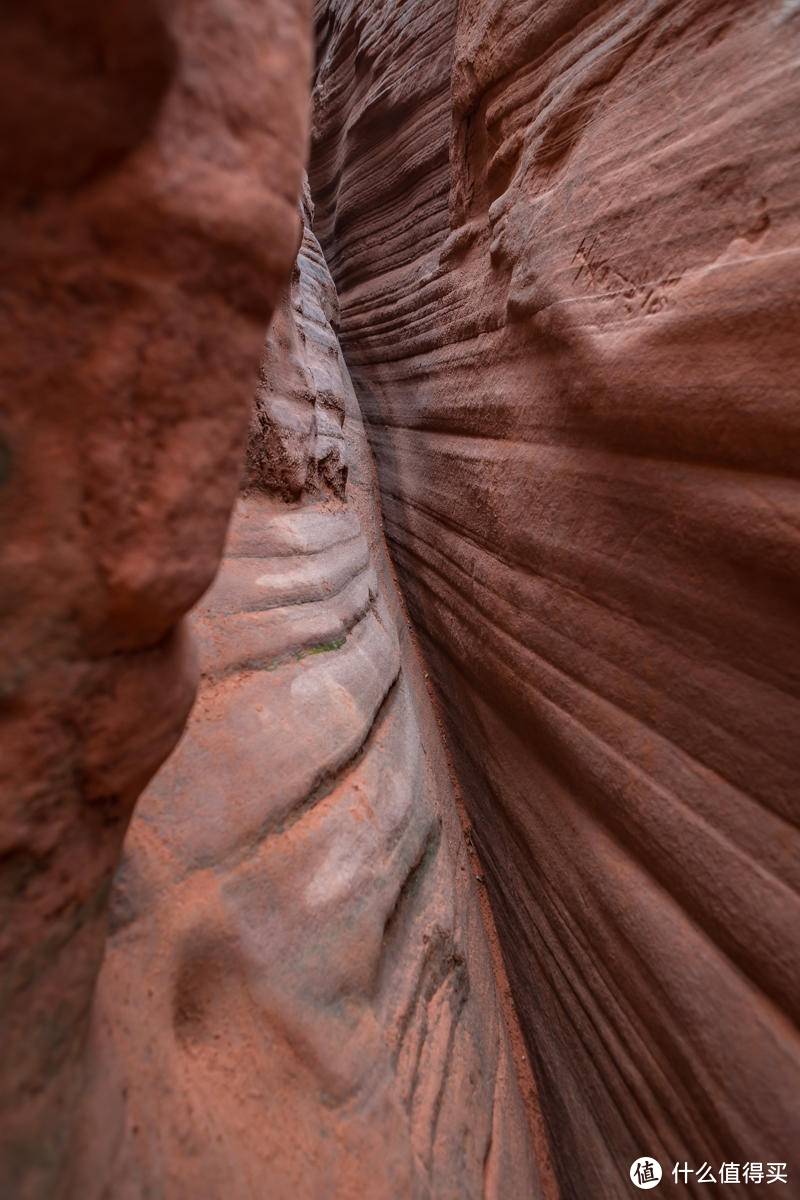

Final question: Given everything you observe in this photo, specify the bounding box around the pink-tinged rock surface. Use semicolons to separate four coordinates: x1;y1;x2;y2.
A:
75;197;542;1199
0;3;310;1195
311;1;800;1195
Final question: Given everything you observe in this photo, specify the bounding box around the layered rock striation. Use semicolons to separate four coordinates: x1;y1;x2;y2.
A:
311;1;800;1195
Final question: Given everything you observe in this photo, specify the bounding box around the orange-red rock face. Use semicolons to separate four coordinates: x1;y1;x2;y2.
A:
76;198;540;1200
0;3;310;1195
311;1;800;1194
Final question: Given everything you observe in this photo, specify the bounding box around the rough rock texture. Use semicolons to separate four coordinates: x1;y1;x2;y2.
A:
75;197;541;1199
311;1;800;1195
0;3;310;1195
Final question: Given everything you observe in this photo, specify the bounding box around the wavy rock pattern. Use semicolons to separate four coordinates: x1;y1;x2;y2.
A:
0;3;310;1196
76;198;540;1199
311;2;800;1195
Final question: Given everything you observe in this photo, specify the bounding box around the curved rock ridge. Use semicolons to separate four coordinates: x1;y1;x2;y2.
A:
75;196;541;1199
0;2;310;1196
310;1;800;1195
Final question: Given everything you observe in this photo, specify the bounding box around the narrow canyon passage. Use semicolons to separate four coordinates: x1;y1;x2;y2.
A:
1;2;798;1199
73;193;541;1200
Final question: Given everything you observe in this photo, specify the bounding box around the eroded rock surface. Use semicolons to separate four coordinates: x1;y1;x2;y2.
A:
0;2;310;1194
311;1;800;1194
77;196;540;1199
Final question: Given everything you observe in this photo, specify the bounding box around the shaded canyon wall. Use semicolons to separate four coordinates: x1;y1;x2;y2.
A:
0;1;311;1194
309;1;800;1195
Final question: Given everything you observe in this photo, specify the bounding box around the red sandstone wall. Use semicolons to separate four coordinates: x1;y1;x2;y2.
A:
0;3;310;1194
310;2;800;1195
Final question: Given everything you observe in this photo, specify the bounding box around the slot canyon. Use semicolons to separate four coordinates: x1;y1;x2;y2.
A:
1;2;798;1198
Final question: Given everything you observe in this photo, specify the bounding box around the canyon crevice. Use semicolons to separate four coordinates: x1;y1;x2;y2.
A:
72;189;542;1200
1;1;799;1198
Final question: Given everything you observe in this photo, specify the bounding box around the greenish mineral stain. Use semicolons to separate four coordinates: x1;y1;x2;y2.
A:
301;636;346;658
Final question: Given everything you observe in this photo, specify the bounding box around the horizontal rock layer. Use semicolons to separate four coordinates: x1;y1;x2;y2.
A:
76;199;540;1199
310;1;800;1195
